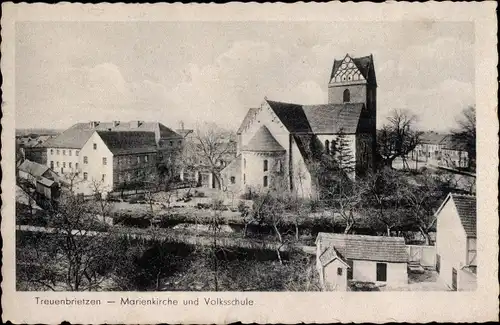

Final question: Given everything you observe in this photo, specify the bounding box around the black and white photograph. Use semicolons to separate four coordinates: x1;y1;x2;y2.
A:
2;2;498;324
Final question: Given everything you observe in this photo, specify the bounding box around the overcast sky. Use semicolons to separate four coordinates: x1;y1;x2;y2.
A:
15;21;474;132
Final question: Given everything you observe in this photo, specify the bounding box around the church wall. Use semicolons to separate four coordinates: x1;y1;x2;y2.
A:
239;102;291;192
328;83;366;105
355;133;374;176
290;138;313;198
241;152;286;194
316;134;357;179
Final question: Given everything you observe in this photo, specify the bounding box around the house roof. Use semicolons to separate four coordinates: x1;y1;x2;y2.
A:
451;193;476;237
265;100;363;134
37;177;56;187
419;131;448;145
319;246;350;267
96;131;158;156
317;233;408;263
18;159;50;177
241;125;286;152
330;54;376;85
45;121;181;149
440;135;468;151
237;108;259;134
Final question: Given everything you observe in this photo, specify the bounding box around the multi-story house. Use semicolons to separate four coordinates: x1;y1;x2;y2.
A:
410;132;469;169
44;121;182;195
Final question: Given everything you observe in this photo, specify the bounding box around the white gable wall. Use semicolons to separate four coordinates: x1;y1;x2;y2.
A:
436;197;468;289
323;258;348;291
78;132;114;195
352;260;407;286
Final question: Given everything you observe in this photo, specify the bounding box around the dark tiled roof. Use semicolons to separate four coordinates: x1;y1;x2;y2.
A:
266;100;312;133
96;131;158;156
241;126;286;152
302;103;364;134
45;121;181;149
18;159;50;177
317;233;408;263
237;108;259;134
451;194;476;237
330;54;376;85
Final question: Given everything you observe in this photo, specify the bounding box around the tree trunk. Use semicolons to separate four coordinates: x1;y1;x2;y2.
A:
386;225;391;237
419;226;431;245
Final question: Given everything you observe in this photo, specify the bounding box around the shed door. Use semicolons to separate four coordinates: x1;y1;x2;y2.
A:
451;268;457;291
376;263;387;282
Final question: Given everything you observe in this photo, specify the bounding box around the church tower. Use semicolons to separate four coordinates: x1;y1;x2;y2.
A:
328;53;378;169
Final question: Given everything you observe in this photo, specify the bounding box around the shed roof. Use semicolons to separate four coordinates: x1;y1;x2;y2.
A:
241;125;286;152
37;177;56;187
96;131;158;156
18;159;50;177
317;233;408;263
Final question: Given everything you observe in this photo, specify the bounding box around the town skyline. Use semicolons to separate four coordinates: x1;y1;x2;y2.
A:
16;21;474;132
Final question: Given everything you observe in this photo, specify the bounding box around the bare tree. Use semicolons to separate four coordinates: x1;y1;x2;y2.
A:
452;105;476;170
377;109;422;168
189;123;236;189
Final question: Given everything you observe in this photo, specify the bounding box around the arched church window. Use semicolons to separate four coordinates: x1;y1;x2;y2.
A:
263;160;268;172
343;89;350;103
325;140;330;154
263;176;268;187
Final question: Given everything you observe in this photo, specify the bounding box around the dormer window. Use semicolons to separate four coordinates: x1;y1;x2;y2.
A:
343;89;350;103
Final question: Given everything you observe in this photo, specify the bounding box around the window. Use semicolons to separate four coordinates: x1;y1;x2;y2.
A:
376;263;387;282
244;158;246;169
83;172;88;181
102;157;107;165
144;155;148;163
243;174;246;184
337;268;343;276
75;163;79;169
170;141;173;146
343;89;350;103
230;176;236;184
63;162;66;168
61;168;64;174
325;140;330;154
84;156;89;164
63;150;66;156
57;149;60;155
76;150;79;156
69;162;72;168
50;149;54;155
69;150;72;156
277;159;283;173
137;156;141;164
263;160;268;172
263;175;268;187
178;140;182;145
102;174;106;182
93;143;97;150
50;161;54;169
56;161;60;167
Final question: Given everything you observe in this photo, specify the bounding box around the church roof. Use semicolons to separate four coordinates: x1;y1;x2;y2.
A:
330;54;376;86
237;108;259;134
266;100;364;134
241;125;286;152
302;103;364;134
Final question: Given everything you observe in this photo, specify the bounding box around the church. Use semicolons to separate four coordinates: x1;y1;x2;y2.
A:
221;54;378;198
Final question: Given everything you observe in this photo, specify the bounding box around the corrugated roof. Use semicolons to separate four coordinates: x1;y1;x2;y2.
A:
317;233;408;263
96;131;158;156
237;108;259;134
451;194;476;237
241;126;286;152
302;103;364;134
45;121;181;149
18;159;50;177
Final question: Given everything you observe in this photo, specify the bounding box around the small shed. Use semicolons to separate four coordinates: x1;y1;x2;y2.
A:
36;177;59;200
316;233;408;291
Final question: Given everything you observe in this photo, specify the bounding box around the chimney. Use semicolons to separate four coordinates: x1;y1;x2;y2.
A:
129;120;144;128
113;120;120;127
89;121;100;128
